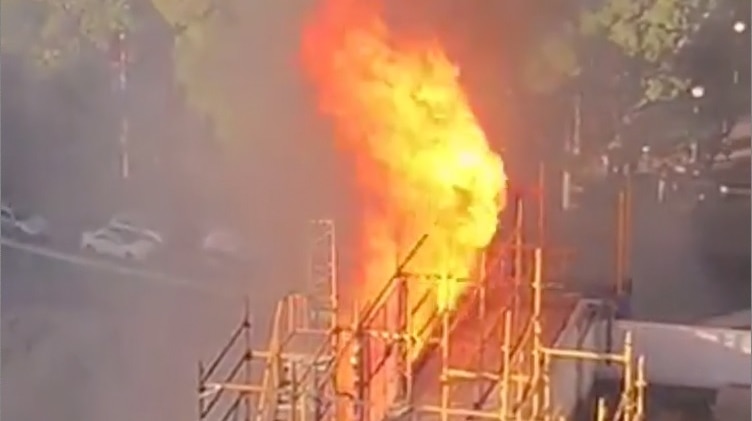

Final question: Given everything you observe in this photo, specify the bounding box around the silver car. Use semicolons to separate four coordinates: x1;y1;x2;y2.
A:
1;203;48;239
80;226;157;261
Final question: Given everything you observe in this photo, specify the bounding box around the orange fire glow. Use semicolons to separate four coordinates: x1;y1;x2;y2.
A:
302;0;507;328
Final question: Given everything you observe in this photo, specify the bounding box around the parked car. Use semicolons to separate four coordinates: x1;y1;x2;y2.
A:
0;202;48;240
201;228;249;265
80;226;158;261
108;213;164;244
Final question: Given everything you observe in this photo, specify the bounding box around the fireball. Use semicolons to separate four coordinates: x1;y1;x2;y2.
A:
302;0;507;341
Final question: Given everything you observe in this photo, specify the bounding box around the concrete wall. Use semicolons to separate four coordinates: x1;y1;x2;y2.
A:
700;309;751;329
547;300;602;417
610;321;751;389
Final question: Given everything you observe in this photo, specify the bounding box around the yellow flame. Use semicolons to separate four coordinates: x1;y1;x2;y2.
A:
302;0;507;333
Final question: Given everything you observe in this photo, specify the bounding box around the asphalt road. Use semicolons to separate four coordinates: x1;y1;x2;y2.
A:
0;242;293;421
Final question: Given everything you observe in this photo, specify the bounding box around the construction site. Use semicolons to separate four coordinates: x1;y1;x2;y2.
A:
190;174;752;421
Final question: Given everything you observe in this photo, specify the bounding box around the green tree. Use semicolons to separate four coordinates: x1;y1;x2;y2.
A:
1;0;133;71
523;0;718;107
184;3;322;152
2;0;719;152
1;0;239;141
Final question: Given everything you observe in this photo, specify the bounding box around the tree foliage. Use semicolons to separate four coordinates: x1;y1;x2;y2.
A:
521;25;581;95
581;0;713;62
2;0;244;142
164;0;310;151
1;0;133;71
3;0;719;151
150;0;216;32
524;0;717;108
171;12;234;143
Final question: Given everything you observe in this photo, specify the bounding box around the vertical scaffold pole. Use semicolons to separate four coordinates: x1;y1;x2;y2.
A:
397;276;411;403
243;298;253;421
513;196;524;335
596;398;608;421
622;331;635;421
440;307;451;421
351;320;365;421
499;310;512;420
290;361;299;421
542;352;552;419
474;249;488;404
625;178;633;280
636;356;647;420
616;192;626;294
538;162;546;248
531;248;544;417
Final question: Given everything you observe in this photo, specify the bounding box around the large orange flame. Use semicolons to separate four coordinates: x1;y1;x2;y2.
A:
302;0;507;318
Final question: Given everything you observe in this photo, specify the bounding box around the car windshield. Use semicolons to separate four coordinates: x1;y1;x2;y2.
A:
110;216;159;236
110;216;139;228
106;227;150;243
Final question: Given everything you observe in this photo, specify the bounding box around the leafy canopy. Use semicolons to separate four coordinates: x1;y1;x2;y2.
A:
524;0;717;107
2;0;717;145
1;0;133;71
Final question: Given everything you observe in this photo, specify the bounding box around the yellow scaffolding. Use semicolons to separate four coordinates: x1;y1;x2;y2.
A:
308;219;338;330
197;182;645;421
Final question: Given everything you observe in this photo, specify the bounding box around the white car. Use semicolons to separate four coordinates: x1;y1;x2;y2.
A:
80;227;157;260
108;214;164;244
202;229;248;263
1;203;48;239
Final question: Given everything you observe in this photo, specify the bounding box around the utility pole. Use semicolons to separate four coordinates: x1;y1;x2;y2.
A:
562;93;582;211
733;21;746;86
561;171;572;211
572;93;582;157
113;30;130;180
726;20;748;134
615;180;632;295
689;85;705;165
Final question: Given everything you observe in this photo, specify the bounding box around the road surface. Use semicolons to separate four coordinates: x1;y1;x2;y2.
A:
0;38;348;421
0;240;289;421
